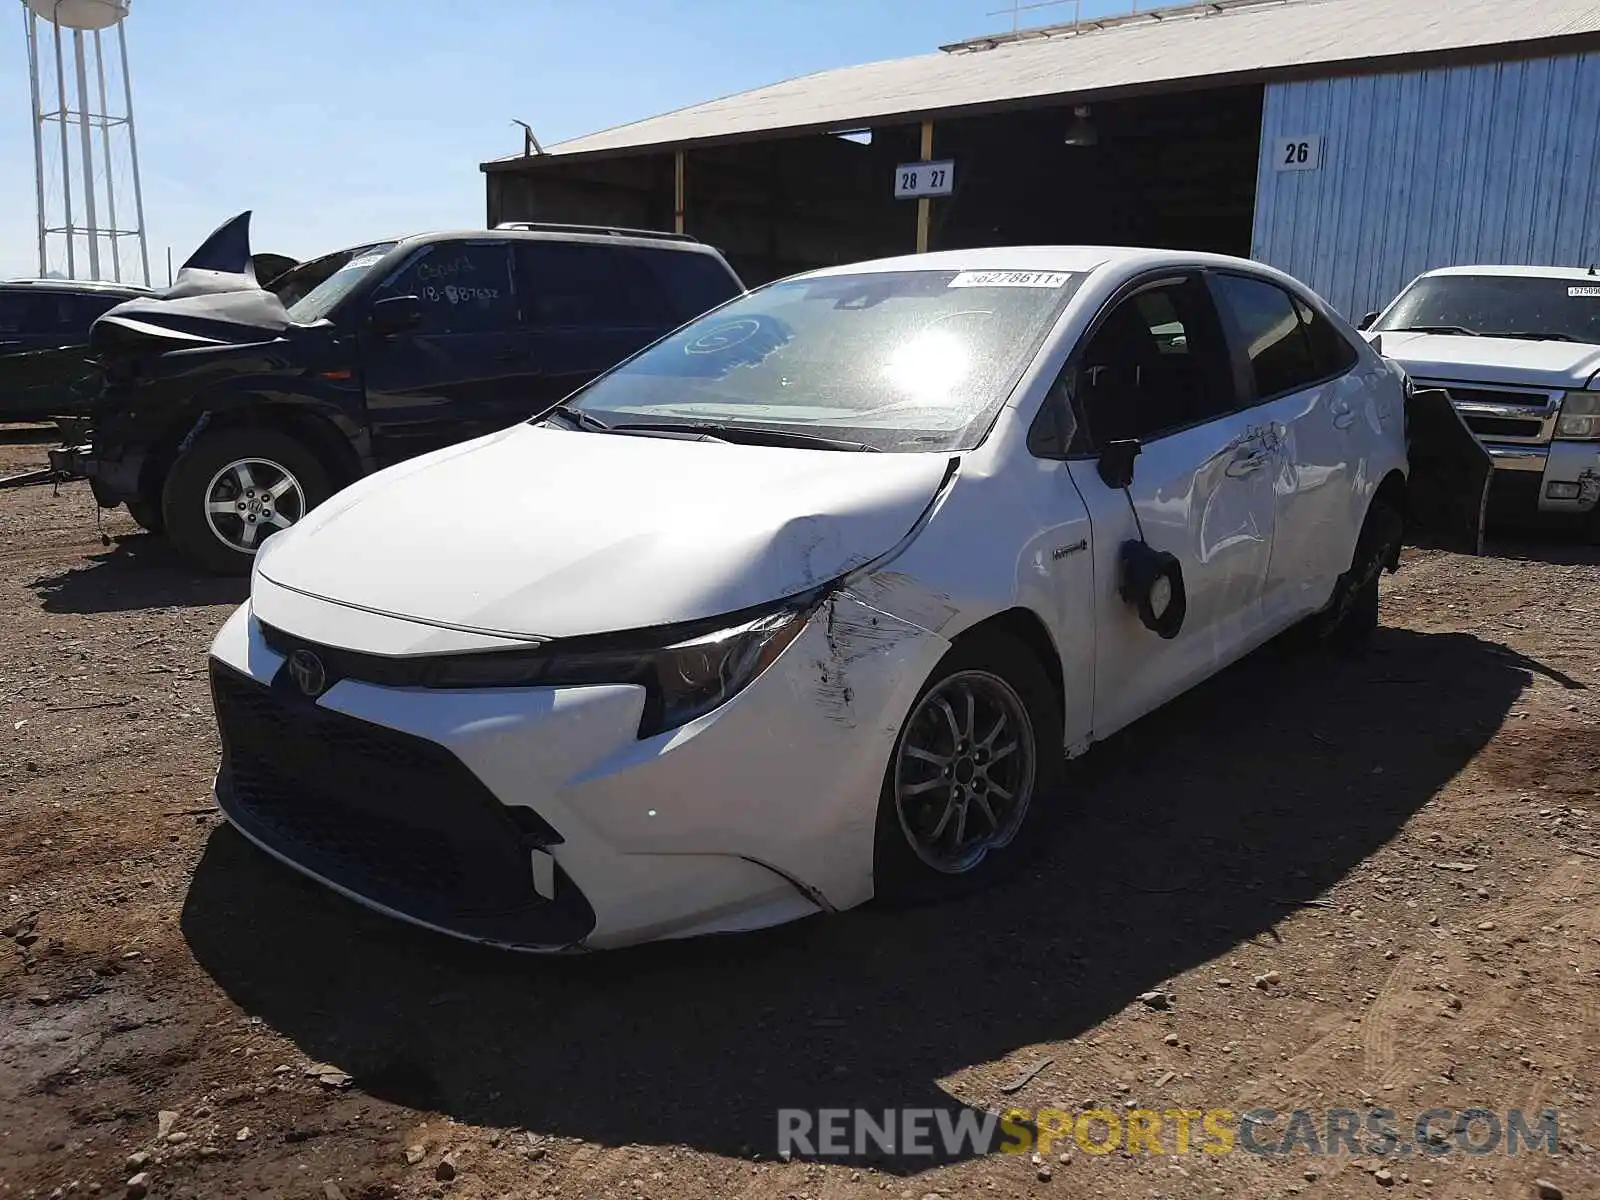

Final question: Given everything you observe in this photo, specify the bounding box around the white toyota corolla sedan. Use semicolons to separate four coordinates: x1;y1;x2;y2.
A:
207;246;1456;952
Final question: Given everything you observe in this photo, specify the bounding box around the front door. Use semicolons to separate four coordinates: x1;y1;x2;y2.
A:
360;241;528;465
1061;274;1279;739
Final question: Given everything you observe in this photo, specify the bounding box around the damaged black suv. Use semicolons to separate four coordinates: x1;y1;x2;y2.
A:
56;212;745;573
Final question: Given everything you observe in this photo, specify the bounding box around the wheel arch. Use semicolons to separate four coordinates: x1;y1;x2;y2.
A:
944;606;1066;736
1373;467;1408;517
1370;468;1409;570
140;397;363;502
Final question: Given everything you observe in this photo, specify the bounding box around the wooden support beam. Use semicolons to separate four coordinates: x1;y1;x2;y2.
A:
916;120;934;254
675;150;686;235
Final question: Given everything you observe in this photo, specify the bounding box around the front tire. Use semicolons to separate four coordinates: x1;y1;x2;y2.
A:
125;497;164;534
873;632;1064;904
161;427;332;575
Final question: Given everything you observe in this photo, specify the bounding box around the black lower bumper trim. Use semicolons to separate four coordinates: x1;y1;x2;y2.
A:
210;661;597;950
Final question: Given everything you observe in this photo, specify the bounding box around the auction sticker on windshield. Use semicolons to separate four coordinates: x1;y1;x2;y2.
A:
1569;286;1600;297
949;270;1074;289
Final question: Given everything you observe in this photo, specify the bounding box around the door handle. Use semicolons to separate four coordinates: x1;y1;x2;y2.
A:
1226;447;1271;478
1330;401;1356;431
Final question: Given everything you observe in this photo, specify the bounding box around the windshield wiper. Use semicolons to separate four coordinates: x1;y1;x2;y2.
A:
609;420;880;452
1389;325;1480;336
542;402;611;432
1481;330;1579;342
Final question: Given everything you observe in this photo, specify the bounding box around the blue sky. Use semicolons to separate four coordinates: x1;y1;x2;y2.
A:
1;0;1136;283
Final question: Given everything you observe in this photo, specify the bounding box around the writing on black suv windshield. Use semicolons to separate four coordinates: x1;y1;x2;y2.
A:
563;268;1086;452
1375;274;1600;344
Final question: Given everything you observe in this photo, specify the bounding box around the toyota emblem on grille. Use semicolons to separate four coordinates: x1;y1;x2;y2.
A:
288;649;328;698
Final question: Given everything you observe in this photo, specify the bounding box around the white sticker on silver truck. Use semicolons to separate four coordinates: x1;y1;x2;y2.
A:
1568;286;1600;297
949;270;1073;289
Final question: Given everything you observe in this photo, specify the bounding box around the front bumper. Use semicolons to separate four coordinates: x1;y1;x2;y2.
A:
1482;439;1600;513
47;439;145;509
47;443;94;479
205;585;949;951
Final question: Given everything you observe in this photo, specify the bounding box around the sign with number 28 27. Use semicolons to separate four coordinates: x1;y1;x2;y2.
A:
895;160;956;199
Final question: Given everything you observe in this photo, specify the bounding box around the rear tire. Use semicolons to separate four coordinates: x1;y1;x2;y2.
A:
1318;498;1403;649
873;632;1065;904
161;426;332;575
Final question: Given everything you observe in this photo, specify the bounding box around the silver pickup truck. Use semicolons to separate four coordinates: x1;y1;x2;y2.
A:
1362;265;1600;527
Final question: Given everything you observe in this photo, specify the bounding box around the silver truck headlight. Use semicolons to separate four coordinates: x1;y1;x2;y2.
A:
1555;392;1600;440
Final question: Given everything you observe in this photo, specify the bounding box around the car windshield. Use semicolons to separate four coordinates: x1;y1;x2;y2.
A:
560;268;1086;452
1374;273;1600;344
284;242;397;324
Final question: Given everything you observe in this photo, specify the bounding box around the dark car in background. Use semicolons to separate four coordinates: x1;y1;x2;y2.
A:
1;278;152;422
56;215;746;573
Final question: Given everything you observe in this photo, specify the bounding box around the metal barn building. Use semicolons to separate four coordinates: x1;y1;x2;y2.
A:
481;0;1600;320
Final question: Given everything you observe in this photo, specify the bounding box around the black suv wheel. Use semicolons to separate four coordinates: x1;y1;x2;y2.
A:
161;427;332;575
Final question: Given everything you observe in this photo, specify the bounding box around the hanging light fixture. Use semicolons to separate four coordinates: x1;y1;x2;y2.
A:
1064;104;1099;147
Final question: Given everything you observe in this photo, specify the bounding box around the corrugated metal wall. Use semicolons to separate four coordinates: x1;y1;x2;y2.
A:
1251;53;1600;321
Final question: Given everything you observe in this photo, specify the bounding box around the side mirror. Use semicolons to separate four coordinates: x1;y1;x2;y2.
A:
1097;438;1142;490
369;294;422;336
1357;311;1380;332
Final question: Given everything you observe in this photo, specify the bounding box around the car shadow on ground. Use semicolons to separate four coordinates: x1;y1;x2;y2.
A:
182;625;1535;1172
26;532;247;614
1483;530;1600;568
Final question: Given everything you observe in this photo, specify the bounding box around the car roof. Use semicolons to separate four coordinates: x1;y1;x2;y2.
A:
1;278;152;294
396;228;728;257
794;245;1294;283
1419;264;1600;283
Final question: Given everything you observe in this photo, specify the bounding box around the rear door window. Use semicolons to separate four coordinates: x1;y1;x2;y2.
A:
633;248;742;322
516;241;670;330
372;242;516;335
1209;274;1323;403
1295;296;1360;377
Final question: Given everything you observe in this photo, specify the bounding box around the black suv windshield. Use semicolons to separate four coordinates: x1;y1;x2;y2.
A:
562;268;1084;452
284;243;397;324
1374;273;1600;344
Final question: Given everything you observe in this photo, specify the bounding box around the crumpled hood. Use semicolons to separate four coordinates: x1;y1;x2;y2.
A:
90;211;296;362
1373;331;1600;390
258;424;955;639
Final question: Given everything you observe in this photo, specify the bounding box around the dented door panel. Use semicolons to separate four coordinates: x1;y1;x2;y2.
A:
1067;409;1276;741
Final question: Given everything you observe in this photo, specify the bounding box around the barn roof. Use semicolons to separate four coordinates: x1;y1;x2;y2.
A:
483;0;1600;170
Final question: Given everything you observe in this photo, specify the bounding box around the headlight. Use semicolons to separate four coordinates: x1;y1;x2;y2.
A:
421;595;820;738
1556;392;1600;439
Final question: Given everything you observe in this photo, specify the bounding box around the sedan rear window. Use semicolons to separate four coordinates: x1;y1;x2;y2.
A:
564;269;1085;452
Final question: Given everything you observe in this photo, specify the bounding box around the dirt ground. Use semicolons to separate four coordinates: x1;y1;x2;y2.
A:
1;426;1597;1200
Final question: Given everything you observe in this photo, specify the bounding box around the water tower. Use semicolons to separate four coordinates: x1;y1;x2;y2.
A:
22;0;150;284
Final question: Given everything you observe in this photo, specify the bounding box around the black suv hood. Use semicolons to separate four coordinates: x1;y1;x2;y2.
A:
91;212;301;362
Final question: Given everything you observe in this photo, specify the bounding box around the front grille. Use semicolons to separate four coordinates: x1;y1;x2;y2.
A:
1462;413;1546;440
210;662;594;947
1442;387;1548;409
1440;387;1553;444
